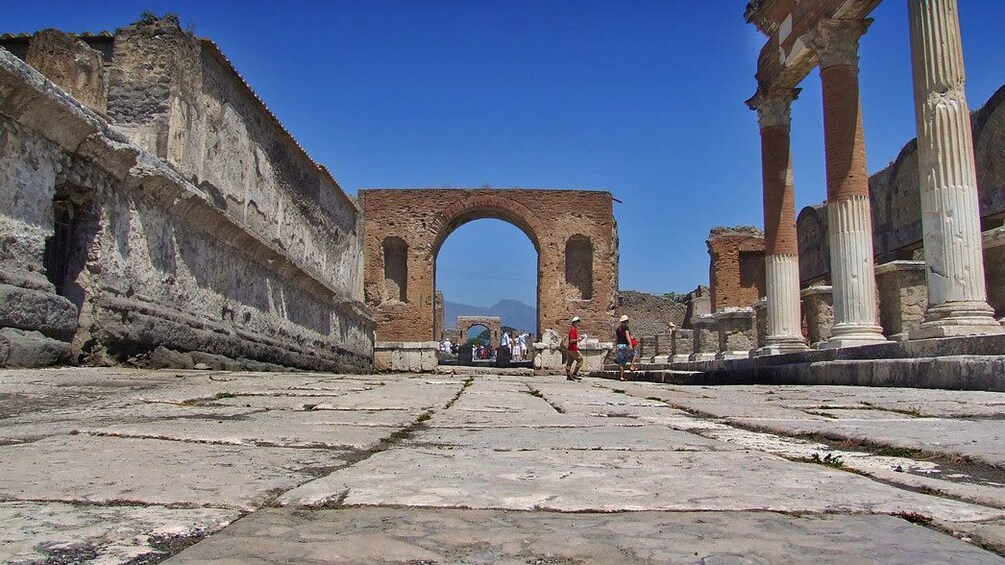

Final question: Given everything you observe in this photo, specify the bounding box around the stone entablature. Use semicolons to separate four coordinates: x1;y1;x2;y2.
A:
0;29;372;369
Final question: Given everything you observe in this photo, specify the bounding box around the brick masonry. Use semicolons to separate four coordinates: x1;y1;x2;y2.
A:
707;227;766;312
359;189;618;343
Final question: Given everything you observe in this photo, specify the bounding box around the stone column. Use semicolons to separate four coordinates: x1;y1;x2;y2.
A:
747;88;809;355
907;0;1003;338
807;19;888;348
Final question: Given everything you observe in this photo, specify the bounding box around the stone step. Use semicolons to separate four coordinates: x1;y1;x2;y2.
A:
591;354;1005;391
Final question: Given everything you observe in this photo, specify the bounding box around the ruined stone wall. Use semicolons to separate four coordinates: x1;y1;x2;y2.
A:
707;226;765;312
798;85;1005;283
359;189;618;343
0;33;372;369
618;290;686;336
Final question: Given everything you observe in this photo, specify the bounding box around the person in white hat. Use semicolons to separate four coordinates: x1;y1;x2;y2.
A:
614;314;635;381
564;316;584;380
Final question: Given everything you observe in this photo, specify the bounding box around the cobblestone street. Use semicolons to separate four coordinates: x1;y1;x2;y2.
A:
1;368;1003;563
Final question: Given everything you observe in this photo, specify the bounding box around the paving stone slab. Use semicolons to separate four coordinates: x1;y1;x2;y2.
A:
80;408;399;449
736;417;1005;468
278;447;1004;523
323;379;462;410
0;403;261;442
411;425;737;452
0;501;239;565
0;435;348;511
164;507;1004;565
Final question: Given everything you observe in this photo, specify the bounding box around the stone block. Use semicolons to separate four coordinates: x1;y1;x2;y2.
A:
690;315;718;361
875;261;928;340
672;329;694;357
715;307;756;360
148;346;195;370
578;341;613;373
801;285;834;347
0;327;73;367
0;282;79;339
753;298;768;348
374;342;438;372
532;346;564;370
984;227;1005;320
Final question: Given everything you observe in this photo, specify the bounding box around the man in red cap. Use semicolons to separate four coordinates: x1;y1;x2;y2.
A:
565;316;583;381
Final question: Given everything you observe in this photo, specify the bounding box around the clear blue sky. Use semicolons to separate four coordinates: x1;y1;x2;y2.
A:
6;1;1005;308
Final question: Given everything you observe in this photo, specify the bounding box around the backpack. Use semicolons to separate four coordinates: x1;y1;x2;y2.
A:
560;333;570;350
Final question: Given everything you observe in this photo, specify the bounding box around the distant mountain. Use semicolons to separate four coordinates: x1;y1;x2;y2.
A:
443;299;536;334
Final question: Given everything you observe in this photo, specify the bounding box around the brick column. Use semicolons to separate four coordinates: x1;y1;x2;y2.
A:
807;19;888;348
907;0;1003;338
747;88;808;356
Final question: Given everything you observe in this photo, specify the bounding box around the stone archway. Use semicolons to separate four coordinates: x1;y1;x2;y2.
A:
359;189;618;345
456;316;502;349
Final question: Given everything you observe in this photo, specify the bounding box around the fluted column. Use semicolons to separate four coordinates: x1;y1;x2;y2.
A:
807;19;888;348
747;88;808;355
907;0;1002;338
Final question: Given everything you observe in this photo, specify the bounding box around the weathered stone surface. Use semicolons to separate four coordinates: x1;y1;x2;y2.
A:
24;29;107;114
0;327;72;367
166;508;1003;565
0;502;238;565
0;435;347;511
148;346;195;369
0;18;373;371
0;283;78;338
2;368;1005;562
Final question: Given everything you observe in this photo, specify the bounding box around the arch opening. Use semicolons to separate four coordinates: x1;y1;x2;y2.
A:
436;218;537;355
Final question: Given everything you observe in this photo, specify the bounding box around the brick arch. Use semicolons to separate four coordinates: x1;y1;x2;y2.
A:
430;193;544;257
358;189;617;347
455;316;502;349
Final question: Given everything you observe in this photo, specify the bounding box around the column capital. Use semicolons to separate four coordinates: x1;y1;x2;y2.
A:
807;18;872;69
746;87;801;130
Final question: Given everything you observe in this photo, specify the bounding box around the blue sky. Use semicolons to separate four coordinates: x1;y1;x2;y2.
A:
5;1;1005;307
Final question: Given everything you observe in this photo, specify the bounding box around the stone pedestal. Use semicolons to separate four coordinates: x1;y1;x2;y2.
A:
532;328;564;370
801;285;834;348
983;227;1005;322
374;341;438;372
690;315;719;362
715;307;756;360
649;333;673;363
907;0;1003;339
753;298;768;348
875;261;928;340
672;329;694;363
579;339;614;373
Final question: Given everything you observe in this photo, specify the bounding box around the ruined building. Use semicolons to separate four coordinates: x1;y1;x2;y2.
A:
0;15;373;370
679;0;1005;363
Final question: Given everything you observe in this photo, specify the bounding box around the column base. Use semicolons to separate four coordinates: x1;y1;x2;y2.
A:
819;323;888;349
908;301;1004;339
753;336;809;357
715;350;751;360
689;352;716;362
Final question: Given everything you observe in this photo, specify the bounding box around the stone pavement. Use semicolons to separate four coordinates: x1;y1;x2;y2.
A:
0;368;1003;563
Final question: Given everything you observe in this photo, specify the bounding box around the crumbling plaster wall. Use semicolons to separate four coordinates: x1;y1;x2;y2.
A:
96;16;364;303
0;24;372;370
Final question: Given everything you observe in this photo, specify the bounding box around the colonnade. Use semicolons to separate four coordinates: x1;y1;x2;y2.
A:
748;0;1001;354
